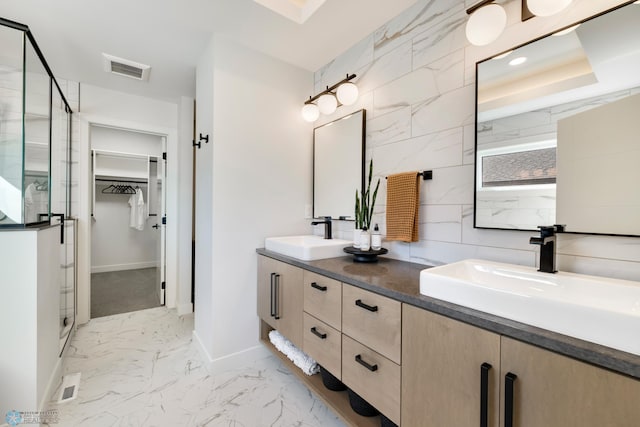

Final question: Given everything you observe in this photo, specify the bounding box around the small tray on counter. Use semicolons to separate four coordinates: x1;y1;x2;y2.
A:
343;246;388;263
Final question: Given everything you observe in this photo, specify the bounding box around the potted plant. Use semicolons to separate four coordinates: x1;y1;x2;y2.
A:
354;159;380;248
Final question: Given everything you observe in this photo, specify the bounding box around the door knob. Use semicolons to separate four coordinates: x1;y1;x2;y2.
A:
152;224;159;229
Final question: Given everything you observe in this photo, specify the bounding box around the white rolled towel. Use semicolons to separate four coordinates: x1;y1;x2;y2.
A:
269;330;320;376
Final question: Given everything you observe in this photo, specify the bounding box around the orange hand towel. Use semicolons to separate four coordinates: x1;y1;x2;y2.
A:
386;172;420;242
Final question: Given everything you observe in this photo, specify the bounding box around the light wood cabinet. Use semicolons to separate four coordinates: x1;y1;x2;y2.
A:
342;335;401;425
303;313;342;378
342;284;402;364
402;304;501;427
257;255;303;348
258;256;640;427
500;337;640;427
303;270;342;330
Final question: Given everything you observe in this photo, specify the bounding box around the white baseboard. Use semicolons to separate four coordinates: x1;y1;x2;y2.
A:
91;261;158;274
192;331;270;375
177;302;193;316
40;354;63;412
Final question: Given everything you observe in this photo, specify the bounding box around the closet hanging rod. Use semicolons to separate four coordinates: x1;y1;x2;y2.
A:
95;178;148;184
385;170;433;180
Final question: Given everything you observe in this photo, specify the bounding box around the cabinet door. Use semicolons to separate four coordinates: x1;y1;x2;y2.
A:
303;270;342;330
343;334;401;425
402;305;501;427
303;313;341;378
257;255;279;329
342;284;402;364
500;337;640;427
257;256;303;348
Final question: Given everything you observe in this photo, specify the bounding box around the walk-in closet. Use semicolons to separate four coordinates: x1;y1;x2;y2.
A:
90;125;166;318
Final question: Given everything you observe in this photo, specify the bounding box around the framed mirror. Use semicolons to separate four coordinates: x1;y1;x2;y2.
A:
474;1;640;236
313;109;365;220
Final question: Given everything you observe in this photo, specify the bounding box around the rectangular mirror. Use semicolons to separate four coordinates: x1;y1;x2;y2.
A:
474;1;640;236
313;109;365;220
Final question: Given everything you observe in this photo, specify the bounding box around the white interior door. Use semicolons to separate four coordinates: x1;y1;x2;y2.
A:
156;139;167;305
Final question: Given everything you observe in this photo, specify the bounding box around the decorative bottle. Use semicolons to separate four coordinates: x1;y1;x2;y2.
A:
371;223;382;250
360;226;370;251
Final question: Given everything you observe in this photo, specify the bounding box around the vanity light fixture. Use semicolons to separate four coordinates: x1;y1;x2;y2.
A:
526;0;573;17
301;74;358;122
466;0;577;46
317;93;338;115
465;1;507;47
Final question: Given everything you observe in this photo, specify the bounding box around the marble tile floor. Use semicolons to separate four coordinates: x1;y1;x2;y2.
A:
46;307;346;427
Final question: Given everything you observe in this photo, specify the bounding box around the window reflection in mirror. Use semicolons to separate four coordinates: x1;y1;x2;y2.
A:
313;110;365;220
474;1;640;235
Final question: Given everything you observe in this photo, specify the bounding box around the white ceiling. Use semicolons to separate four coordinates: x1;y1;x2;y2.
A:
0;0;417;103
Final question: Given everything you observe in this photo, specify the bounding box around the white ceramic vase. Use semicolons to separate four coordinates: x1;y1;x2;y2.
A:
353;228;362;249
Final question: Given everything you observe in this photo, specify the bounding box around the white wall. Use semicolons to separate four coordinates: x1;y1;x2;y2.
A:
313;0;640;282
75;83;181;324
90;126;162;272
0;227;61;416
194;35;313;363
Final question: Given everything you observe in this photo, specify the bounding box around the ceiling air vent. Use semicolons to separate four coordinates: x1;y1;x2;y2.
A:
102;53;150;81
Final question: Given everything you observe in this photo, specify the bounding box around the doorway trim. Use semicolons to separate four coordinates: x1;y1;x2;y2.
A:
77;114;182;324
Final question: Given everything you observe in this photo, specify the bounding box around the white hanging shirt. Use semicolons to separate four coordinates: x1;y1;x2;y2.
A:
128;188;146;231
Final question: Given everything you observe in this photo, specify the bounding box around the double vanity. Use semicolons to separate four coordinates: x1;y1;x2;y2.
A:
257;235;640;427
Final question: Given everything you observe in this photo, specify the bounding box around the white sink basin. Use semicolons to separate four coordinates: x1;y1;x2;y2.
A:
265;235;351;261
420;259;640;355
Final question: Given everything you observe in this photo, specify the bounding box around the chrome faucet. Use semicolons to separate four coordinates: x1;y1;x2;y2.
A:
529;225;564;273
311;216;332;239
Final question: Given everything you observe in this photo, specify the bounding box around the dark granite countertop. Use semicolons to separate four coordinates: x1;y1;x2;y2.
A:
257;248;640;380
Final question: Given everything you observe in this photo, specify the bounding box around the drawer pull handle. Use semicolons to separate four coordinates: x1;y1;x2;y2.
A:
274;274;281;320
355;299;378;312
310;282;328;292
355;354;378;372
480;363;492;427
270;273;276;318
505;372;517;427
310;327;327;339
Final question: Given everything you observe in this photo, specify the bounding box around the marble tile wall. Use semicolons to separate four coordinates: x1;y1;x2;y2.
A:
313;0;640;282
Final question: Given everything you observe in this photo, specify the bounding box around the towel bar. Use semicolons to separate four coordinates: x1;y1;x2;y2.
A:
385;171;433;180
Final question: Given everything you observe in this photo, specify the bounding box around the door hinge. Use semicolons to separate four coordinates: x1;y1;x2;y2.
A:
161;281;166;290
162;216;166;225
162;152;167;160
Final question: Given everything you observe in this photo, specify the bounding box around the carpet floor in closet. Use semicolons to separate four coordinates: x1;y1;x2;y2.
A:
91;268;161;318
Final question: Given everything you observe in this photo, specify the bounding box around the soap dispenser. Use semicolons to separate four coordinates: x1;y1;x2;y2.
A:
360;226;370;251
371;223;381;250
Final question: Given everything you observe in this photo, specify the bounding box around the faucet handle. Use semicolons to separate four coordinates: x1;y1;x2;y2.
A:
323;216;332;221
553;224;565;233
537;225;560;238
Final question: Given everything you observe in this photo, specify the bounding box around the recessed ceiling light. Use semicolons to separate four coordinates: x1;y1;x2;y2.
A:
509;57;528;66
553;24;581;36
493;50;513;60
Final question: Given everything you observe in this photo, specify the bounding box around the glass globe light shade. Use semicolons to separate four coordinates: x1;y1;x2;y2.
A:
465;4;507;46
301;103;320;122
336;82;359;106
317;93;338;115
527;0;573;17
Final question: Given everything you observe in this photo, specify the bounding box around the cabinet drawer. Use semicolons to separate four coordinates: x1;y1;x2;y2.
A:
342;284;401;363
303;313;341;379
303;271;342;330
342;335;401;425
